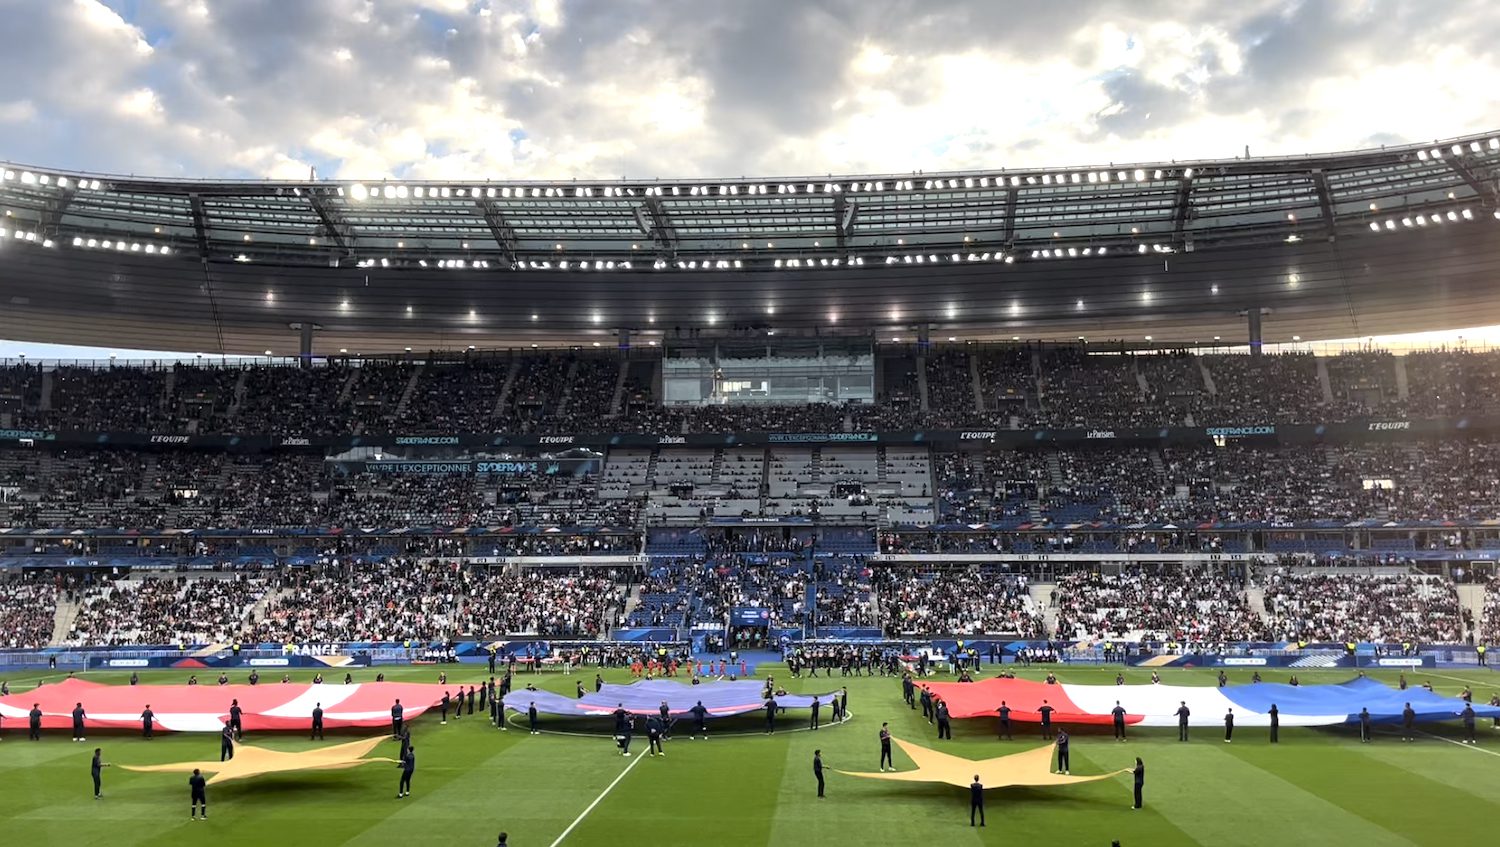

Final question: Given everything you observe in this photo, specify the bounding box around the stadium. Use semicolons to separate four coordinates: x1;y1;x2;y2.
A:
4;4;1500;847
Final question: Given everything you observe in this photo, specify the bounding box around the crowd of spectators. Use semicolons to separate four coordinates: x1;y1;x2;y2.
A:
66;574;272;646
874;567;1042;636
457;567;627;637
254;558;464;643
14;347;1500;435
0;573;58;648
1260;570;1463;643
1052;569;1270;642
1483;575;1500;647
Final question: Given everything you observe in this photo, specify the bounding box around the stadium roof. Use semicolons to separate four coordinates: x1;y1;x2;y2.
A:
1;132;1498;354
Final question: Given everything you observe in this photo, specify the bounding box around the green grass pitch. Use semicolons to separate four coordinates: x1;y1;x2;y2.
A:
2;664;1498;846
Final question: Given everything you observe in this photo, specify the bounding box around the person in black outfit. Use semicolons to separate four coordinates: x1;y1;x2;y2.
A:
879;723;893;771
398;726;412;761
594;674;604;693
613;705;632;756
478;682;487;714
72;702;87;741
496;833;508;846
29;704;42;740
690;700;709;739
810;697;821;730
1056;729;1071;774
488;648;497;676
1460;704;1477;744
576;682;586;699
220;722;235;761
1359;707;1372;743
647;716;665;757
1132;757;1145;809
1112;701;1127;741
969;775;985;827
920;688;933;722
902;674;915;709
996;702;1012;740
1038;700;1055;738
658;701;672;740
1269;704;1279;743
311;703;325;740
528;702;540;735
813;749;825;797
1176;702;1191;741
1401;702;1416;742
440;692;450;725
936;701;952;740
397;746;415;798
229;699;244;741
467;686;476;716
1224;708;1234;742
391;700;404;737
764;697;778;735
141;705;155;740
189;768;207;820
91;747;109;799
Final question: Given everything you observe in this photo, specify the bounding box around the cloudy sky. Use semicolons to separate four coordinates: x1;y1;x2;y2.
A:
2;0;1497;183
2;0;1498;358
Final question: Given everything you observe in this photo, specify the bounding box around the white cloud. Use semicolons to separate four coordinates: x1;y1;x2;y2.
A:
0;0;1493;181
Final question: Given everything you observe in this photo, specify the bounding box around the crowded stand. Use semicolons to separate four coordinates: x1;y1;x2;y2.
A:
1032;348;1151;428
398;359;507;432
456;568;627;637
1403;349;1500;418
11;347;1500;437
874;567;1043;636
975;347;1036;422
65;573;272;646
253;558;466;643
1260;570;1463;643
1052;569;1270;643
1325;350;1403;418
231;363;352;436
1196;353;1324;424
1484;576;1500;647
0;573;59;648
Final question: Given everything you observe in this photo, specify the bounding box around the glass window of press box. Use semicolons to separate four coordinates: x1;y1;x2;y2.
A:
661;338;874;405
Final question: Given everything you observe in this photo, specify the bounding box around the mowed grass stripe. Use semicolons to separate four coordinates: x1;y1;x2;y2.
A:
1226;732;1500;843
557;726;788;847
1118;739;1417;847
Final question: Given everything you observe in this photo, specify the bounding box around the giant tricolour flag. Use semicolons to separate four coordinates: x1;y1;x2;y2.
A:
0;678;449;733
919;677;1499;727
505;679;840;719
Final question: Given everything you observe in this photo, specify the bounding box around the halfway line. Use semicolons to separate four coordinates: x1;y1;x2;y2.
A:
548;749;646;847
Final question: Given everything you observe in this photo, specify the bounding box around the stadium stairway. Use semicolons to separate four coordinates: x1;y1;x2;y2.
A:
607;358;628;417
492;358;522;416
1030;582;1058;637
916;353;930;413
1244;585;1272;630
1456;583;1486;643
1394;356;1411;401
50;594;81;646
968;353;984;414
38;367;54;411
1198;358;1217;397
1316;358;1335;403
391;363;424;419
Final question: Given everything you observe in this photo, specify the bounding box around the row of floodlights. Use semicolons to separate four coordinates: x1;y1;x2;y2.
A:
0;170;103;190
0;227;54;247
337;168;1202;203
1367;208;1489;231
71;236;169;254
1417;139;1500;160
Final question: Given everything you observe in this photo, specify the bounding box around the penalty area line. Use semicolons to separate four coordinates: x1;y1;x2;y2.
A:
548;749;645;847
